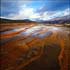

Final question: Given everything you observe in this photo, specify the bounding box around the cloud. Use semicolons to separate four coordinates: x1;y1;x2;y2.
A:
1;0;70;21
49;8;70;18
1;2;70;21
40;8;70;20
7;5;34;19
1;0;33;16
5;4;41;20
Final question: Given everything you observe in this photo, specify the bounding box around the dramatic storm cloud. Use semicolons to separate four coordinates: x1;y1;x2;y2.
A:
1;0;70;20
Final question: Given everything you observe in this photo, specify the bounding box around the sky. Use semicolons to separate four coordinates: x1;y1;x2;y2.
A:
1;0;70;21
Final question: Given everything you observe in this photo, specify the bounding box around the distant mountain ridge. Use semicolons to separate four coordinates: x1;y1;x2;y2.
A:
0;18;34;23
39;15;70;24
0;15;70;24
51;15;70;21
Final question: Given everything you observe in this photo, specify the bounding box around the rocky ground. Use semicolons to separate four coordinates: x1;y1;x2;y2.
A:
1;23;70;70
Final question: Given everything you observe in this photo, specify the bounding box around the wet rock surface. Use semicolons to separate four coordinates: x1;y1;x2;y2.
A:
1;24;69;70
